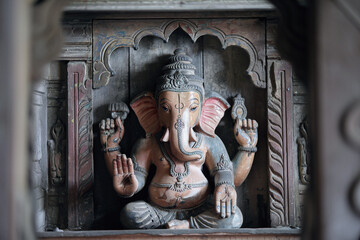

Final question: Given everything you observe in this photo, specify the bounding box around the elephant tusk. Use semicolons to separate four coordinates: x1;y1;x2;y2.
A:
189;128;198;143
160;128;170;142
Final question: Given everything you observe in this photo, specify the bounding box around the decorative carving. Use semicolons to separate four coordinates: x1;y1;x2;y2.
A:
60;20;92;60
159;141;190;182
231;94;247;121
297;117;310;185
151;181;208;192
48;119;66;185
108;102;130;121
211;154;233;174
44;62;67;230
93;61;111;88
67;62;94;229
93;19;265;89
217;154;232;171
267;60;295;227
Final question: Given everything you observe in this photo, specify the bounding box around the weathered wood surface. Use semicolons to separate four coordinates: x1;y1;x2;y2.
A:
65;0;275;12
59;21;92;61
38;228;301;240
67;62;94;229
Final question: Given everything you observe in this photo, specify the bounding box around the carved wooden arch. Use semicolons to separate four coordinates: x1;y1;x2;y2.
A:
93;19;266;89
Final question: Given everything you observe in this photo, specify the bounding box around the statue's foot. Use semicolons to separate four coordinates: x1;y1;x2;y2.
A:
166;219;190;229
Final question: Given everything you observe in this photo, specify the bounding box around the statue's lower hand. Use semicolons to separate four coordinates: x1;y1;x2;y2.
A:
100;116;124;149
113;154;138;197
215;184;237;218
234;118;258;148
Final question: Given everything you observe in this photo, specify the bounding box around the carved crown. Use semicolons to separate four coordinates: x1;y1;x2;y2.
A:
155;49;205;101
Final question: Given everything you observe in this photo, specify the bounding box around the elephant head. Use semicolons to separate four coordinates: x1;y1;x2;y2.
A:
131;49;230;161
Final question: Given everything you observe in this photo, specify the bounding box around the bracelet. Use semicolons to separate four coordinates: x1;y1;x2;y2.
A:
238;146;257;152
214;170;234;188
102;146;121;153
215;181;235;188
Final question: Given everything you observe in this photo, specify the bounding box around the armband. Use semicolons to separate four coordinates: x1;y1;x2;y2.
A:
102;146;121;153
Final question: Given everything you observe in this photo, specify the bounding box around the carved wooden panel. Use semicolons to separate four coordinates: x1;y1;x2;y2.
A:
267;60;295;227
67;62;94;229
93;18;265;89
59;20;92;61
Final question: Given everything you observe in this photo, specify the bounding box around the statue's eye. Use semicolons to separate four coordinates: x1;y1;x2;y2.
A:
190;106;198;112
162;105;169;112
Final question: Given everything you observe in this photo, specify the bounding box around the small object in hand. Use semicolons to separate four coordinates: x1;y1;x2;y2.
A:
231;94;247;121
108;102;130;121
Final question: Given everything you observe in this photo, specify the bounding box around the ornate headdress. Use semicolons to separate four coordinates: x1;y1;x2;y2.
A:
155;49;205;102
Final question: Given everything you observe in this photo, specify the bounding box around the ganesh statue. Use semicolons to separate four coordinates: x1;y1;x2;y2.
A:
99;49;258;229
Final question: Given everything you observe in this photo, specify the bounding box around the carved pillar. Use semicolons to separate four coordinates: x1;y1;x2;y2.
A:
267;60;295;227
46;62;67;230
67;61;94;229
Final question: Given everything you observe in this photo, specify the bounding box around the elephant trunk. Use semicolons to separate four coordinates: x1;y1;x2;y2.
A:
164;113;203;161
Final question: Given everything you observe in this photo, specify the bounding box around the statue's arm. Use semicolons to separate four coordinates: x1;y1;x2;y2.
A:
205;136;234;187
232;119;258;187
205;136;237;218
129;138;153;194
100;116;152;197
100;116;125;175
232;151;255;186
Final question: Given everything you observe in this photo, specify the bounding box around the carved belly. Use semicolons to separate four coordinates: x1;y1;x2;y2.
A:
149;181;209;209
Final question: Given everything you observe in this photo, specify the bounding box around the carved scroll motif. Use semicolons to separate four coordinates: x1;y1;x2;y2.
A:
297;117;310;185
267;60;295;227
93;19;265;89
67;62;94;229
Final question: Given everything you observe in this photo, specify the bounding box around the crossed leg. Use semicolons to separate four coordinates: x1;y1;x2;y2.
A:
120;200;243;229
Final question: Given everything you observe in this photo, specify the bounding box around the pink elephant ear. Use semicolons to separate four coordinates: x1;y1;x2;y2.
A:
130;92;161;134
199;93;230;137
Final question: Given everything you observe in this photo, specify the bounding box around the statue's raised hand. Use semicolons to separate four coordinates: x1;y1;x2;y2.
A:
113;154;138;197
99;116;124;149
234;118;258;148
